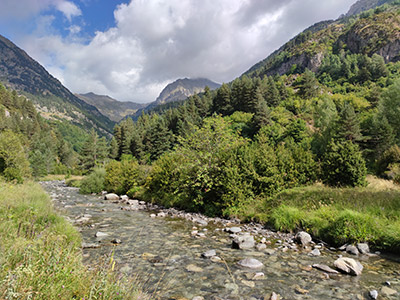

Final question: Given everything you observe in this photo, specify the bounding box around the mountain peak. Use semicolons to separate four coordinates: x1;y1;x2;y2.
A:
155;78;220;105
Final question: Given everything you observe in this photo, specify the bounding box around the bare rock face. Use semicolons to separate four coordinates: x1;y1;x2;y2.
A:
334;257;363;276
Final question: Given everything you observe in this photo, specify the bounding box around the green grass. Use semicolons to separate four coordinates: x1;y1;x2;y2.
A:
253;177;400;252
0;181;147;300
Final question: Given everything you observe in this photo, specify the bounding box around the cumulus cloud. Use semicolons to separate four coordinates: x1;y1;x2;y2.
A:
55;1;81;21
20;0;355;103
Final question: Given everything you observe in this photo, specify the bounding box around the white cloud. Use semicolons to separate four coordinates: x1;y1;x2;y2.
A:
19;0;355;103
55;1;81;21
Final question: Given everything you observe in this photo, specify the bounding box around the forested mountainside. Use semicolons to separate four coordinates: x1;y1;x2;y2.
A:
76;92;145;122
0;35;114;135
103;1;400;218
0;82;111;180
245;0;400;78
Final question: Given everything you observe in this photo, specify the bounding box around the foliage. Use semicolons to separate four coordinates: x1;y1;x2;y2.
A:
0;130;30;182
321;139;367;187
104;157;146;197
79;167;106;194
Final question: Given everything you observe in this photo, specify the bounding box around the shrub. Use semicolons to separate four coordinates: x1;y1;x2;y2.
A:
321;139;367;187
105;159;145;196
79;168;106;194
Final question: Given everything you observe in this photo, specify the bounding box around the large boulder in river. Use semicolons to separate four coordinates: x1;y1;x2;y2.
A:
232;234;255;249
295;231;312;246
334;257;363;276
105;193;119;201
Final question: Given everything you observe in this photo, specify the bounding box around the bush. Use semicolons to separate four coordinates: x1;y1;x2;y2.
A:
321;139;367;187
79;168;106;194
105;158;146;196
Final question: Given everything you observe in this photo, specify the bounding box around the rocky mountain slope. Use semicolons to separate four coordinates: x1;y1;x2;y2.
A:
0;35;114;134
76;92;145;122
131;78;220;119
244;0;400;78
155;78;220;105
345;0;395;17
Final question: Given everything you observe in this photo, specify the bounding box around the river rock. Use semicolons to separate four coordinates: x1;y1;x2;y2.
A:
105;193;119;201
226;227;242;234
256;243;267;251
369;290;378;299
192;297;204;300
357;243;370;254
309;249;321;256
381;286;397;296
194;218;208;226
346;245;359;255
201;250;216;258
211;256;222;263
127;199;139;206
295;286;309;294
232;234;255;249
157;212;167;217
186;264;204;273
111;238;122;244
334;257;363;276
295;231;312;246
267;292;279;300
237;258;264;269
95;231;108;237
312;264;339;274
120;195;129;201
82;242;100;249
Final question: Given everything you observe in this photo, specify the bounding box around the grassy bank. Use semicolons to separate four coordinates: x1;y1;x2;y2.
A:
253;176;400;252
0;181;146;300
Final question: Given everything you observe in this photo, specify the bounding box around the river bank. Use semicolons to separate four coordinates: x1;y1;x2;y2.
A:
43;180;400;300
0;181;146;300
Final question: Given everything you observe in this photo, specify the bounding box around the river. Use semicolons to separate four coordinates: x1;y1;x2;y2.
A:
41;181;400;300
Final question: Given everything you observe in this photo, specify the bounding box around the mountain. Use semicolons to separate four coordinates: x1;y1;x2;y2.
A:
76;92;145;122
345;0;395;17
130;77;220;119
244;0;400;78
155;78;220;105
0;34;114;135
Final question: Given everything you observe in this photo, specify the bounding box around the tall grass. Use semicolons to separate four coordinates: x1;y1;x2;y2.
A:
258;177;400;252
0;181;147;300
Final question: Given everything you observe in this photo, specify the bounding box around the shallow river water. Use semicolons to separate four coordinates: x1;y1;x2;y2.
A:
41;181;400;300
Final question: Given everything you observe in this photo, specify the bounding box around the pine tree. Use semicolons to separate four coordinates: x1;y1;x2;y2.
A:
336;102;362;142
264;76;281;107
213;83;232;115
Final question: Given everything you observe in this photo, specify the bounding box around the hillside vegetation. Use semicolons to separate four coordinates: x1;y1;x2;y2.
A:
72;2;400;252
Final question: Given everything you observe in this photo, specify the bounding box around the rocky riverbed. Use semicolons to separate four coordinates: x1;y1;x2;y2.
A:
41;181;400;300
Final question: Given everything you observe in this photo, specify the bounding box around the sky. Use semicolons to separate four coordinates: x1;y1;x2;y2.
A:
0;0;356;103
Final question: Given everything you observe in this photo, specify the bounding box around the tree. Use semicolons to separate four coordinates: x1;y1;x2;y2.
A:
264;76;281;107
251;91;271;133
336;102;362;142
379;79;400;141
298;69;319;99
0;130;31;182
213;83;233;115
80;129;99;172
321;139;367;187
